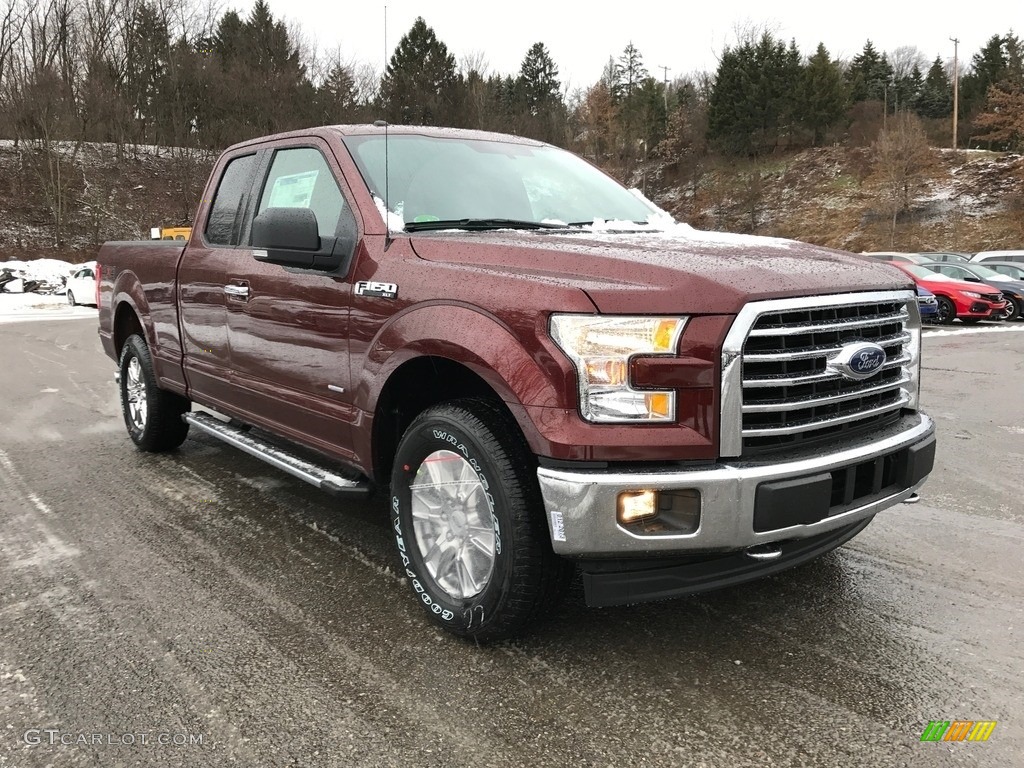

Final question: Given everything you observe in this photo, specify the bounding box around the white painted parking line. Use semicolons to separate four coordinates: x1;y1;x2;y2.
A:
922;324;1024;337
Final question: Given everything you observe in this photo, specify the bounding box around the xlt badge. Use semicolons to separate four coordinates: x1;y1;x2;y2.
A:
355;280;398;299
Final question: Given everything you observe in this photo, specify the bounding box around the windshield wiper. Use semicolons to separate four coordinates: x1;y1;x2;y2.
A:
404;218;568;232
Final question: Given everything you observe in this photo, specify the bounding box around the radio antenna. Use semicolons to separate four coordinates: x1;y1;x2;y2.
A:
383;4;391;246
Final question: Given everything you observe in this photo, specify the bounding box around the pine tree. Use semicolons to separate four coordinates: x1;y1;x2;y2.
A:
613;42;647;101
513;42;565;143
799;43;847;145
518;42;560;115
961;35;1008;119
916;58;951;119
708;32;803;155
379;17;460;125
846;41;893;102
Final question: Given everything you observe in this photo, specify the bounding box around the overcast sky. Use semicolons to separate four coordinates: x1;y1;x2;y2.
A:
263;0;1021;89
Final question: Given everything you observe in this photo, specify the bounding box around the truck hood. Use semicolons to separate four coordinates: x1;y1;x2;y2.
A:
409;224;913;314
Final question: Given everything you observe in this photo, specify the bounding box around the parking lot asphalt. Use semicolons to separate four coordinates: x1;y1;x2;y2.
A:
0;317;1021;767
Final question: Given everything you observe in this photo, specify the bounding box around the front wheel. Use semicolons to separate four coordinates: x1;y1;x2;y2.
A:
67;290;76;306
390;399;572;642
1000;296;1021;321
935;296;956;325
119;334;191;452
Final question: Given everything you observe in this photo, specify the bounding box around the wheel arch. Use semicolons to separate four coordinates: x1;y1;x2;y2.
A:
113;300;147;358
370;356;527;486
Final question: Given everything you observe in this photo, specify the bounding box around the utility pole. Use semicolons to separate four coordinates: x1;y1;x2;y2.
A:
658;65;671;112
950;37;959;150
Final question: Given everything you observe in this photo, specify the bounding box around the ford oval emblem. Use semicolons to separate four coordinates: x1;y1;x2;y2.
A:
828;342;887;381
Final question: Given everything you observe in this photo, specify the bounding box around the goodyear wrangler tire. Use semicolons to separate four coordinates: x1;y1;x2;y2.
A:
119;334;191;452
390;398;572;642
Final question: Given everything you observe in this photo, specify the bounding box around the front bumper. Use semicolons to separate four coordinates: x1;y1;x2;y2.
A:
537;412;935;558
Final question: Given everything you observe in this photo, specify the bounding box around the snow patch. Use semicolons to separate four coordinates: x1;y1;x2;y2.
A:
373;195;407;233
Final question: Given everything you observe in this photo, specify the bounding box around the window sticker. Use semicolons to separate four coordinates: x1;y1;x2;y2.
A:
267;170;319;208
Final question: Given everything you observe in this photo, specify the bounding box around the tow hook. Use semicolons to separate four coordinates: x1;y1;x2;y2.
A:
745;543;783;561
902;493;921;505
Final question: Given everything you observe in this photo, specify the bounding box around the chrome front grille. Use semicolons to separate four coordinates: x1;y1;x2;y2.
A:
720;291;921;457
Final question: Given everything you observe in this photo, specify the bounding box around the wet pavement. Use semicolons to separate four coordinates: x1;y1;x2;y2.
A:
0;318;1021;767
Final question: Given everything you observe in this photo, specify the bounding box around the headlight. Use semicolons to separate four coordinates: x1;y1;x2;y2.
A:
550;315;687;423
962;291;981;299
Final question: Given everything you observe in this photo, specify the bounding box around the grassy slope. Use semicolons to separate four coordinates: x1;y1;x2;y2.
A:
1;139;1020;263
660;147;1024;254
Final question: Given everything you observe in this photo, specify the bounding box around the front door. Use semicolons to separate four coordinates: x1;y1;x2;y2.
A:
224;142;359;462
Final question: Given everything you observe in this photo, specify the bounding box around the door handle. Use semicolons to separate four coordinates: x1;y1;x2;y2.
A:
223;284;250;298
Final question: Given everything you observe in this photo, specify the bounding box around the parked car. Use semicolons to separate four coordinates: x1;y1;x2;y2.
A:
891;263;1007;325
65;261;98;306
921;262;1024;320
916;285;939;320
861;252;932;264
917;251;970;263
977;261;1024;281
971;250;1024;264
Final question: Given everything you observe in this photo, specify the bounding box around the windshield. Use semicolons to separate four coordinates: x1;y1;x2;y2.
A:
903;264;956;280
343;133;662;230
993;264;1024;279
965;265;1006;280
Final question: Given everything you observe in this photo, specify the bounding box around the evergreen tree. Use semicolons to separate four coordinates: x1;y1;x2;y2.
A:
514;42;565;143
961;34;1008;118
846;40;893;102
707;32;803;155
894;65;923;113
379;17;460;125
799;43;847;145
613;42;647;101
518;42;560;115
916;58;951;119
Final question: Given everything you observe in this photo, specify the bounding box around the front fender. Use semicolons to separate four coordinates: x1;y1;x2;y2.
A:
358;303;570;412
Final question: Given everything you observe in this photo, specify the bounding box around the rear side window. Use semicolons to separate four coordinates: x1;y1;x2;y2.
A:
257;147;347;238
205;154;257;246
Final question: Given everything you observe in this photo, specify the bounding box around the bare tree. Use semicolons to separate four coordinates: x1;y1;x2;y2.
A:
888;45;926;81
872;112;934;246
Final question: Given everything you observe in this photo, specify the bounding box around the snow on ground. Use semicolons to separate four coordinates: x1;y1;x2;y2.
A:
2;257;85;283
0;293;97;324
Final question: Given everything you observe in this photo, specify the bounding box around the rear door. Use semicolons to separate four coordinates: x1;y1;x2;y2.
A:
224;141;361;461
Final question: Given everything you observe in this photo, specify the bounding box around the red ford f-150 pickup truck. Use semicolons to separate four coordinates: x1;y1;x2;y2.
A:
98;125;936;641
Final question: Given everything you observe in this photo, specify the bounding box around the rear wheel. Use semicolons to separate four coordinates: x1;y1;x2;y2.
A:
935;296;956;325
119;334;190;452
390;398;572;642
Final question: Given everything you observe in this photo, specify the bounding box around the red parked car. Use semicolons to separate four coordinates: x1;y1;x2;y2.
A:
891;263;1007;325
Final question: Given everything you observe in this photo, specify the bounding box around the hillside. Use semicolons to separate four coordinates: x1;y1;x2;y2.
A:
1;139;1021;265
655;146;1024;254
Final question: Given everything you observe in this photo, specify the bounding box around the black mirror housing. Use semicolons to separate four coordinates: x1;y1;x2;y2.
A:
252;208;321;268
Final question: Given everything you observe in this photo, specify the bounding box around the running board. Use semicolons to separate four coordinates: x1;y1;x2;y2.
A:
184;412;371;497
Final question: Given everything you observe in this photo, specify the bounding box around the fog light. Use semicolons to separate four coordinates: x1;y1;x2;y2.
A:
618;490;658;525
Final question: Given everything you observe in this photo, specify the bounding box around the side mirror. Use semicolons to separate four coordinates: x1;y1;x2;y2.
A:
964;276;981;282
252;208;321;269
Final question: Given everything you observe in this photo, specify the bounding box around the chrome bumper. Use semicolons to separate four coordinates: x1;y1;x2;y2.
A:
537;413;935;557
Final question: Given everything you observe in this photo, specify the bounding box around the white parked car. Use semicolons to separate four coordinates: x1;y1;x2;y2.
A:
971;250;1024;264
65;262;98;306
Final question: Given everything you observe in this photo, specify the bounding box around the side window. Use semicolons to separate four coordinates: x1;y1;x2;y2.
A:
205;153;257;246
258;148;346;239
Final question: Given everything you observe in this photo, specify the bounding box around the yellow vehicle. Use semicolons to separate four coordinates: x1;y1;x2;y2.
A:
149;226;192;241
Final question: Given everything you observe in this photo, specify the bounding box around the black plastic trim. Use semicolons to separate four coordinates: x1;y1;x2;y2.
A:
580;518;872;607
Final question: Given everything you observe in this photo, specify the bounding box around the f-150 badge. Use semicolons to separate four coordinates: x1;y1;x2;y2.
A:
355;280;398;299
